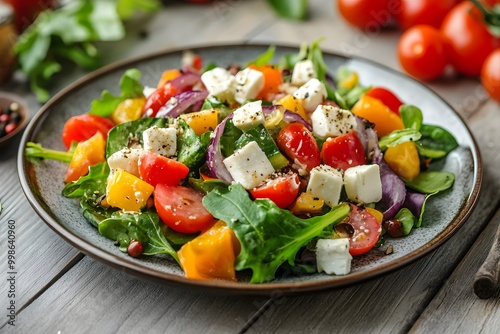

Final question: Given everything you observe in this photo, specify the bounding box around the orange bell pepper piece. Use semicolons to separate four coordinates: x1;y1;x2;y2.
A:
65;132;106;183
249;64;283;100
351;95;405;137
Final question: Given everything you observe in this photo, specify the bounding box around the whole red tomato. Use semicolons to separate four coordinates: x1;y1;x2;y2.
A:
397;0;458;30
397;25;448;81
337;0;392;29
481;49;500;102
6;0;56;32
441;1;499;76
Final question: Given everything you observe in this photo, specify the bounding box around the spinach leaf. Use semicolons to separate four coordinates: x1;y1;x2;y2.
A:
400;105;423;131
98;211;179;263
89;68;144;117
219;119;244;157
405;171;455;194
378;129;422;151
177;120;212;171
267;0;309;20
247;45;276;66
106;118;172;158
394;208;415;236
416;124;459;159
189;177;229;194
80;198;116;228
203;184;350;283
62;162;110;199
415;192;435;228
201;96;230;118
161;225;198;247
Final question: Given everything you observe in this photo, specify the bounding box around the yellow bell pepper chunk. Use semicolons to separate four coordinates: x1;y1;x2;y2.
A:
384;141;420;181
339;71;358;90
180;108;219;135
106;169;154;212
157;69;182;89
178;220;239;281
365;207;384;224
290;192;325;215
277;94;308;121
111;98;146;124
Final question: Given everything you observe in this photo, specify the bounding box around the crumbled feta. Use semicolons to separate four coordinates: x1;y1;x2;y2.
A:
293;78;327;113
223;141;275;189
344;164;383;204
306;165;343;207
201;67;235;102
107;148;144;177
291;60;317;86
316;238;352;275
310;105;357;138
234;67;264;104
232;100;264;131
142;126;177;157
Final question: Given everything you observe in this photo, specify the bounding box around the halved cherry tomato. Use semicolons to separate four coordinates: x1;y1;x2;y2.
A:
61;114;115;149
346;205;382;256
365;87;403;115
276;122;321;172
138;152;189;187
154;184;214;233
321;131;366;171
481;49;500;102
142;83;178;117
440;2;499;76
397;25;448;81
249;173;300;209
248;64;283;100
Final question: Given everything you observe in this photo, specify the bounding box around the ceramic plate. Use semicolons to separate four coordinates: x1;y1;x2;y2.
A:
18;44;482;295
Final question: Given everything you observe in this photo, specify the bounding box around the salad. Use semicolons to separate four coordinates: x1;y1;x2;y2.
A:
26;41;459;284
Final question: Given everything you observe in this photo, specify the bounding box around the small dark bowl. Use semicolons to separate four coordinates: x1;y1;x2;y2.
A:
0;92;29;148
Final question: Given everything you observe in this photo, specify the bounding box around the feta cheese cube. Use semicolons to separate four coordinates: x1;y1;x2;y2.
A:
344;164;382;204
143;126;177;157
293;78;327;113
310;105;358;138
107;148;144;177
201;67;235;102
291;60;317;86
232;100;264;131
316;238;352;275
223;141;275;189
234;67;264;104
306;165;343;207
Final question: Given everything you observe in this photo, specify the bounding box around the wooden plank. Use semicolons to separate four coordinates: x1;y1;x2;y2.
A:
11;257;269;334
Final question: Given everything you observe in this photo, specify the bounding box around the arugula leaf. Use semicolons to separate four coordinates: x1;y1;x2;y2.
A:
89;69;144;117
267;0;309;20
62;162;110;199
247;45;276;66
203;184;350;283
98;211;179;263
280;42;308;70
405;171;455;194
378;129;422;151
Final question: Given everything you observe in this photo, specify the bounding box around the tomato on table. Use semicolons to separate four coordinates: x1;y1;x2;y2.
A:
397;25;448;81
344;205;382;256
337;0;392;29
276;122;321;172
481;49;500;102
321;131;366;171
62;114;115;149
154;184;214;233
249;173;300;209
142;82;178;117
440;1;499;76
365;87;403;115
138;152;189;187
396;0;458;30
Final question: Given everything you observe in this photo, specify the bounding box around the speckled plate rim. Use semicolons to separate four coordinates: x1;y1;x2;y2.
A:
18;42;483;296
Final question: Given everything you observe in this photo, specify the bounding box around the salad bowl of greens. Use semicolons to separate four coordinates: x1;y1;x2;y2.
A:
18;43;481;295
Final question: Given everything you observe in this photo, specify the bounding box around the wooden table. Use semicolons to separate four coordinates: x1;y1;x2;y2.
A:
1;1;499;332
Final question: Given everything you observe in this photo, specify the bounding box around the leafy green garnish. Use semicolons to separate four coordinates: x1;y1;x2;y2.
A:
400;105;423;131
394;208;415;236
203;184;350;283
247;45;276;66
378;129;422;151
280;42;308;70
89;68;144;117
267;0;309;20
177;120;212;171
405;171;455;194
25;142;74;163
416;124;459;159
116;0;161;20
62;162;110;199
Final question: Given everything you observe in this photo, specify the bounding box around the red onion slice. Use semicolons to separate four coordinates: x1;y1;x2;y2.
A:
262;105;312;131
156;90;208;118
206;114;234;182
169;73;201;92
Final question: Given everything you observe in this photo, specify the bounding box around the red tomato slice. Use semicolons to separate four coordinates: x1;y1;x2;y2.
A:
277;122;321;172
154;184;214;233
365;87;403;115
249;173;300;209
142;83;178;117
347;205;382;256
321;131;366;171
138;152;189;187
61;114;115;149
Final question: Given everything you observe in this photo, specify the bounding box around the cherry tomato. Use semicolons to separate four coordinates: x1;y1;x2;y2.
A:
61;114;115;149
321;131;366;171
337;0;392;29
249;173;300;209
142;83;178;117
345;205;382;256
396;0;458;30
441;1;499;76
365;87;403;115
138;152;189;187
277;122;321;172
397;25;448;81
481;49;500;102
154;184;214;233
